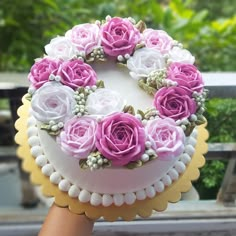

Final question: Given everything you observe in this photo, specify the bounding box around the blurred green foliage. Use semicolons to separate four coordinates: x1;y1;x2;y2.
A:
0;99;9;109
206;99;236;143
196;98;236;198
0;0;235;71
0;0;236;197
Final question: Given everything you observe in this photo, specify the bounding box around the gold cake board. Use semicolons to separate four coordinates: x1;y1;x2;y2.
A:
15;96;208;221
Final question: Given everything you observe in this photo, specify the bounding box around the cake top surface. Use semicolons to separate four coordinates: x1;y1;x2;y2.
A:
27;16;207;171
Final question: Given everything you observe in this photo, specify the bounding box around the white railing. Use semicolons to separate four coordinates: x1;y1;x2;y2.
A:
0;72;236;236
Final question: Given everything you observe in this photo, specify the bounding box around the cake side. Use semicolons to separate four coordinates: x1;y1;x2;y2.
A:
28;112;198;207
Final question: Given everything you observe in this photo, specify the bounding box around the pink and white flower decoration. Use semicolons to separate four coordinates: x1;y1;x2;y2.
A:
86;88;125;116
28;57;61;89
154;86;197;121
45;36;77;61
143;29;173;54
101;17;141;57
145;118;185;160
57;117;97;159
127;48;166;79
167;62;204;95
58;59;97;89
31;82;76;123
168;46;195;64
27;16;206;170
65;23;101;55
96;112;146;166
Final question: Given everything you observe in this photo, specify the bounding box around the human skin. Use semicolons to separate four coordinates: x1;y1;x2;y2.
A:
39;204;94;236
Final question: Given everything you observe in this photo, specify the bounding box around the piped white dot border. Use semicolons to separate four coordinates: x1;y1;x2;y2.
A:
27;115;197;207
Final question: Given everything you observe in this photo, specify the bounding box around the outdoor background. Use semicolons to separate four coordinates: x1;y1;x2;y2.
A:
0;0;236;199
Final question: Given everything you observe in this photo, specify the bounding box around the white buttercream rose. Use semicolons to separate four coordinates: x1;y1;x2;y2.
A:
31;82;76;123
45;36;77;61
127;48;166;80
168;46;195;64
86;88;125;116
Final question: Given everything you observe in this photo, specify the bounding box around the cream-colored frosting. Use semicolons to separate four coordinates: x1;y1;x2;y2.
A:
38;126;180;193
92;60;154;112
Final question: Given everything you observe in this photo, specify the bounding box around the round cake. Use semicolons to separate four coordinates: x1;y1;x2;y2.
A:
17;16;207;218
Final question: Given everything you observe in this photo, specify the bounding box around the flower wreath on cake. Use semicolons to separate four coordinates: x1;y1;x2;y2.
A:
15;15;208;219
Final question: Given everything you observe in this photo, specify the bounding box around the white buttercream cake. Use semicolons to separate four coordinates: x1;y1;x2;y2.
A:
26;16;207;208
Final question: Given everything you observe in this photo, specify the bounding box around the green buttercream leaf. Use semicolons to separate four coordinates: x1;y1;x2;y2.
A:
98;58;106;62
79;159;89;170
86;55;106;63
125;160;143;169
48;130;61;136
149;155;157;161
103;161;112;168
123;105;135;115
90;151;101;157
117;62;127;68
96;80;105;88
135;43;145;51
195;115;206;125
137;109;145;119
86;57;95;63
40;124;50;130
77;87;85;94
40;124;60;136
25;93;32;101
135;20;146;33
184;124;195;137
138;79;157;96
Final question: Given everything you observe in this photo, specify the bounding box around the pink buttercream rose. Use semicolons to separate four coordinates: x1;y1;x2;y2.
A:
101;17;141;57
57;117;97;159
145;118;185;160
65;23;101;55
167;62;204;95
143;29;173;53
28;58;60;89
96;112;146;166
58;59;97;89
154;87;197;121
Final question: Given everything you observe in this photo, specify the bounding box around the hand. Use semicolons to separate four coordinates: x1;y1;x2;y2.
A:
39;204;94;236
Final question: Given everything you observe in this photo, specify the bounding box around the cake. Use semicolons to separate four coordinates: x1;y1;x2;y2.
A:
19;16;207;216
